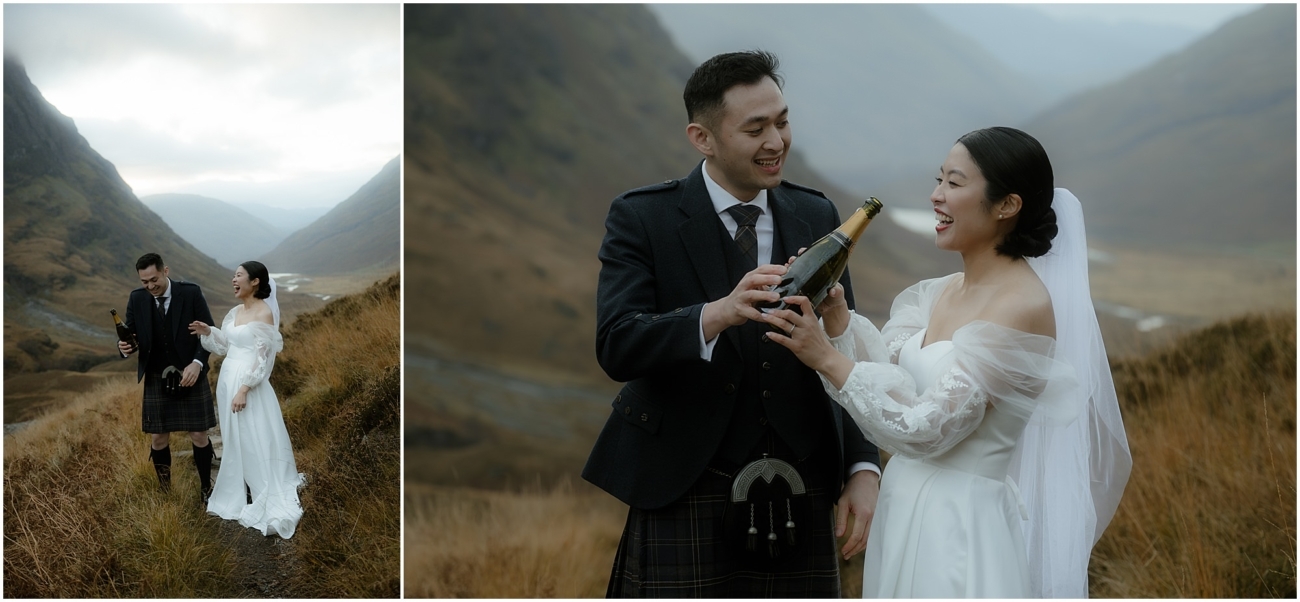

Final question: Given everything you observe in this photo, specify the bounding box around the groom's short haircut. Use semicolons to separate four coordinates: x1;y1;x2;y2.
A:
135;253;165;272
684;50;783;130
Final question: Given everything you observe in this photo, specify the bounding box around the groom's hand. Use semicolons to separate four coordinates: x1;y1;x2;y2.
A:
180;362;202;387
701;264;785;341
836;469;880;560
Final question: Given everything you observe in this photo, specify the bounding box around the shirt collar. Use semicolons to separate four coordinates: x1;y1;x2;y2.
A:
702;160;769;217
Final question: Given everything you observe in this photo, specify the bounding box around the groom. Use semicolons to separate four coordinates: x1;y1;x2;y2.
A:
118;253;217;501
585;50;881;597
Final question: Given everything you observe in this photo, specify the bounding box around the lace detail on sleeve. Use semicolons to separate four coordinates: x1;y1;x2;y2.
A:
821;357;989;459
238;322;283;390
199;307;236;356
886;332;912;361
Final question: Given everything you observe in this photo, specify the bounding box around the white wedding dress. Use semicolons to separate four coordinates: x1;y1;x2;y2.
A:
824;274;1079;598
200;305;304;539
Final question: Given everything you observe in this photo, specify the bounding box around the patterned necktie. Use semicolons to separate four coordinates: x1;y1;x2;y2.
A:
726;204;763;269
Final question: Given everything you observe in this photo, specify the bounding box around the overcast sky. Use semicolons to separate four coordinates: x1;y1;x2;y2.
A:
4;3;400;210
1028;3;1259;30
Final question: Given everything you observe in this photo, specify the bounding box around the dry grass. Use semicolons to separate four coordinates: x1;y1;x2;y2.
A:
3;273;401;597
274;273;402;597
3;377;238;597
403;480;627;597
404;312;1296;597
1089;311;1296;597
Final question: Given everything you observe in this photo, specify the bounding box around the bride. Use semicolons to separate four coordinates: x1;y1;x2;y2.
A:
761;127;1131;597
189;260;304;539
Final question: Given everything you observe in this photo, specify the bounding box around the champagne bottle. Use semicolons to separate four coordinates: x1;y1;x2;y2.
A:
758;197;883;322
110;308;138;352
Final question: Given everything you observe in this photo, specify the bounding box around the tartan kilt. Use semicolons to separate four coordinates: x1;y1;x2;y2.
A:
607;464;841;598
141;370;217;434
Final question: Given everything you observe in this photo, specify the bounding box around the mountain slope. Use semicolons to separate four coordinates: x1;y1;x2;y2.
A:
404;4;942;383
3;57;233;373
258;156;399;276
142;193;288;268
254;156;392;276
1026;4;1295;249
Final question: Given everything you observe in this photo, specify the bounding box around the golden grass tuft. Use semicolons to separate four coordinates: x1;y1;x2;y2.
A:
4;377;237;597
403;480;627;597
1089;311;1296;597
275;273;401;597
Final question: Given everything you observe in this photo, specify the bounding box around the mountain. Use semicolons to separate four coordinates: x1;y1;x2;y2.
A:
230;202;330;234
923;4;1204;103
3;57;234;373
141;193;288;268
403;4;945;383
259;155;399;275
1026;4;1295;250
646;4;1049;195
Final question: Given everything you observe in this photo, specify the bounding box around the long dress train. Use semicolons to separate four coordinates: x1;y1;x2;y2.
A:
200;306;304;538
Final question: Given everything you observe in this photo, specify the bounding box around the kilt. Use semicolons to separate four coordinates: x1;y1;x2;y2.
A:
606;447;841;598
141;370;217;434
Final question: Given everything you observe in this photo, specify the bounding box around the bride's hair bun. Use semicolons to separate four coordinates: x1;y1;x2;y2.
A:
957;127;1056;259
239;261;273;299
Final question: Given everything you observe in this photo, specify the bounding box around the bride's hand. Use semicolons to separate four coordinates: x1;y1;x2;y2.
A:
762;296;856;389
188;321;211;337
232;390;248;413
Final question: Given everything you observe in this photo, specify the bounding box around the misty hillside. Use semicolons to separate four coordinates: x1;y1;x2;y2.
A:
924;4;1204;102
142;193;288;268
260;155;399;275
647;4;1048;194
1027;4;1296;250
403;4;941;383
3;57;233;373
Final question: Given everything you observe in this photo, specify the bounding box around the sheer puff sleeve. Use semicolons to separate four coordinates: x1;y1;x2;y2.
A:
239;322;284;390
199;306;237;356
823;315;1080;460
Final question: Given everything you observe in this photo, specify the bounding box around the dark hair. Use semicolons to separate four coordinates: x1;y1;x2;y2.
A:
135;253;165;272
684;50;783;129
957;127;1057;259
239;261;272;300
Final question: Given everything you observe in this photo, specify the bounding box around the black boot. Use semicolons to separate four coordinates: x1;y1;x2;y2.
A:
193;441;214;503
150;445;172;492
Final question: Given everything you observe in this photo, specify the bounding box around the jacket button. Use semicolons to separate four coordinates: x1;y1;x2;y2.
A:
674;307;683;313
640;413;649;422
762;362;773;371
758;416;768;426
651;315;659;320
761;334;771;343
762;390;773;399
624;406;631;415
615;395;622;404
724;383;736;394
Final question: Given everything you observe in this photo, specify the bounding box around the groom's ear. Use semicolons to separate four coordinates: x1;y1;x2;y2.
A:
686;122;715;157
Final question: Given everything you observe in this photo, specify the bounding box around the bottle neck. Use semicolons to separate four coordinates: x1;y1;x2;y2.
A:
835;203;877;246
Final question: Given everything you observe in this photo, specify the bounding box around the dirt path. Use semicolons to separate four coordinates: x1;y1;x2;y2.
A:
197;426;304;597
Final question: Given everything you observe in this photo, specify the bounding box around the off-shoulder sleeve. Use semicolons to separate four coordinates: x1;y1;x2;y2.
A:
828;274;956;365
199;307;238;356
822;319;1076;459
238;322;284;390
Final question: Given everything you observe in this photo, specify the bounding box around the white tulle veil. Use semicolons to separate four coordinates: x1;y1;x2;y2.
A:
1012;188;1133;597
267;275;281;329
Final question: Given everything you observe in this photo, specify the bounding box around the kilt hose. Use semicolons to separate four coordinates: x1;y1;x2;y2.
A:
607;438;842;598
141;371;217;434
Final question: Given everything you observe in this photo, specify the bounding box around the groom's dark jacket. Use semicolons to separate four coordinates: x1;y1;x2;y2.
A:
121;279;215;383
584;162;880;510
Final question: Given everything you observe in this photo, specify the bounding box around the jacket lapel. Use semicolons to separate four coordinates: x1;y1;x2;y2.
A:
677;163;744;357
